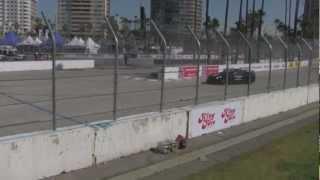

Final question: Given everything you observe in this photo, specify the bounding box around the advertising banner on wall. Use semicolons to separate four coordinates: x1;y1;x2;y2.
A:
203;65;219;77
218;61;308;73
180;66;202;79
190;101;243;138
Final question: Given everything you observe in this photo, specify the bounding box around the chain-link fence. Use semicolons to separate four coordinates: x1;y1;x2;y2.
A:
0;16;318;137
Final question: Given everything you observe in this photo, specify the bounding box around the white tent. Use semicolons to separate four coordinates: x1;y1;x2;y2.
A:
78;38;85;46
44;30;49;41
19;36;36;45
66;36;86;47
34;37;42;45
86;38;100;54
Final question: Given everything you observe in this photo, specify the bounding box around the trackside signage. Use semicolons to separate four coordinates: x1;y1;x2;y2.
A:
180;66;202;79
190;101;242;138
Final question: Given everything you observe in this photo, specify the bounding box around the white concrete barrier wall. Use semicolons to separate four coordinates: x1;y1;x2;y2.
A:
242;86;310;123
164;67;180;80
307;84;319;103
93;109;188;164
0;60;95;72
188;84;318;138
0;109;188;180
56;60;95;70
0;84;318;180
0;126;95;180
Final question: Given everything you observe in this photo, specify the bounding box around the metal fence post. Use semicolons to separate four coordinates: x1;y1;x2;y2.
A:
150;19;167;112
300;38;313;86
41;12;56;131
186;26;201;105
277;36;288;90
238;31;252;96
105;17;119;121
295;41;302;87
214;29;231;100
261;35;273;93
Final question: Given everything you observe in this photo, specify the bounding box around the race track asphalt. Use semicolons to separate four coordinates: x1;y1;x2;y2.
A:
0;65;318;136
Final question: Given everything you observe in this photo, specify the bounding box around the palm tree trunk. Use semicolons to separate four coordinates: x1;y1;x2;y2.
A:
250;0;256;37
285;0;288;36
250;0;256;62
245;0;249;35
238;0;243;30
205;0;210;64
235;0;243;64
293;0;300;38
224;0;229;36
257;0;265;63
288;0;292;36
258;0;265;37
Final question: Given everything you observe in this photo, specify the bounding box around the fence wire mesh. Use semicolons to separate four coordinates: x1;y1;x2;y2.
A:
0;17;318;137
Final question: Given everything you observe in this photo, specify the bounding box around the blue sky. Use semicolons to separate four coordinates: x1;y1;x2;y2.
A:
39;0;305;31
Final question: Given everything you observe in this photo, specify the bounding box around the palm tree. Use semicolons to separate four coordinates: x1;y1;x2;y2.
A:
235;10;265;36
250;0;256;37
293;0;300;37
109;16;120;32
34;17;44;33
119;17;130;35
274;19;288;35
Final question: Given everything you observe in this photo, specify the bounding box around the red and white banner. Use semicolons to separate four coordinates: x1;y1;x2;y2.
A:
203;65;219;77
180;66;201;79
189;101;242;138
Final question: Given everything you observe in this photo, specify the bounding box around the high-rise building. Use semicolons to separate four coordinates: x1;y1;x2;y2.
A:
57;0;110;37
0;0;38;33
151;0;202;38
303;0;319;38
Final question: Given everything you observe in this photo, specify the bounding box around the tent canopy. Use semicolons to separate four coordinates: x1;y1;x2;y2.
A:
34;37;42;45
86;38;100;49
66;36;86;47
0;32;21;46
19;36;36;46
86;38;100;54
42;32;64;47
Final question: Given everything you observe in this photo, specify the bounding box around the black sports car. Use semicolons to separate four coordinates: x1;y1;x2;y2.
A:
206;69;256;84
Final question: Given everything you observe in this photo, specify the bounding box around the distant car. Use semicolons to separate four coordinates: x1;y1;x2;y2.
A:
207;69;256;84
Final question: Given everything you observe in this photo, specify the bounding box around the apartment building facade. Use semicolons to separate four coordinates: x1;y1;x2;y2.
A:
0;0;38;33
151;0;202;39
57;0;110;37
